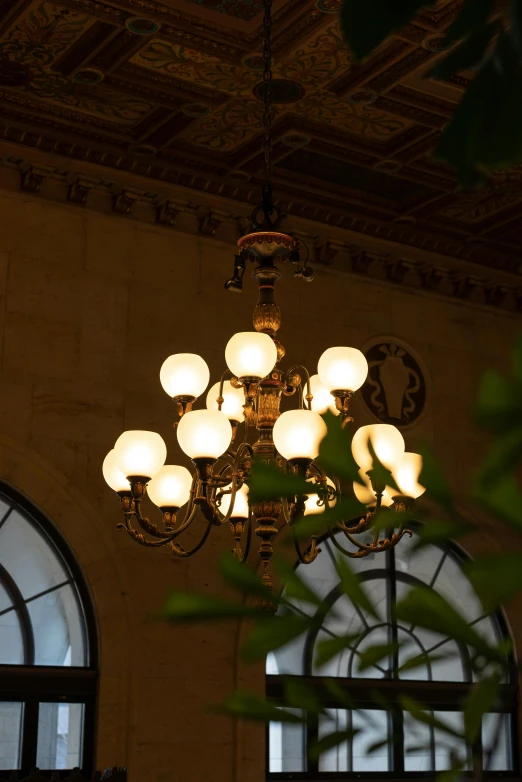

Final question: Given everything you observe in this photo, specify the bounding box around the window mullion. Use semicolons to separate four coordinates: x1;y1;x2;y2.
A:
20;700;39;771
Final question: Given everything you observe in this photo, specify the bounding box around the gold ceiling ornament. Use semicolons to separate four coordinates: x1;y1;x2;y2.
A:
102;0;426;597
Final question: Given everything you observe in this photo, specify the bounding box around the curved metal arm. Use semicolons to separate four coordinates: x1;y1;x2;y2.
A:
170;521;213;557
118;513;181;548
293;527;320;564
284;364;312;409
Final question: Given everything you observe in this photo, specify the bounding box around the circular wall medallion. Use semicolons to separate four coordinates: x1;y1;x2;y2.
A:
282;133;311;148
361;338;428;428
0;59;30;87
347;88;377;106
243;54;265;71
125;17;160;35
72;68;104;85
181;102;211;117
254;79;305;104
317;0;343;11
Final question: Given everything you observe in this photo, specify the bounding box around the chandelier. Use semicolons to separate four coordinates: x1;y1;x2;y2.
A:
102;0;426;595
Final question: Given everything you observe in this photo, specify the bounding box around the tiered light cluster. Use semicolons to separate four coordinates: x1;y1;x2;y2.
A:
103;310;425;589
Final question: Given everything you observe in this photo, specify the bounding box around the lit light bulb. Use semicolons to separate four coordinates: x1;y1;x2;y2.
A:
160;353;210;399
394;452;425;499
308;374;338;416
147;465;193;509
304;476;337;516
225;332;277;380
353;471;393;507
273;409;327;462
351;424;405;473
177;409;232;460
206;381;245;422
102;449;131;493
113;431;167;480
218;482;249;519
318;346;368;392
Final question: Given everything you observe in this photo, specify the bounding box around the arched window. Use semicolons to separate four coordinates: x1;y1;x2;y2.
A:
266;529;517;778
0;484;97;774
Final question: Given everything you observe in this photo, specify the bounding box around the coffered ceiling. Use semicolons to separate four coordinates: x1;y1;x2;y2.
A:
0;0;521;276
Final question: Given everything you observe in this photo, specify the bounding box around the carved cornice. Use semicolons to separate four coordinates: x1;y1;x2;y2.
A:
1;151;521;317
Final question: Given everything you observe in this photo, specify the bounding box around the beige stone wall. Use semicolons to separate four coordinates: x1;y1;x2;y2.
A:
0;188;521;781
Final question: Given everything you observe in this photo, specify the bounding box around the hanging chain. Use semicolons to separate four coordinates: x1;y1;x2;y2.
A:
262;0;273;195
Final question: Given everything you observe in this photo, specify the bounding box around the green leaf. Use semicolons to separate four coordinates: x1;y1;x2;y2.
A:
240;614;312;663
475;369;522;432
476;428;522;487
413;520;474;549
341;0;436;61
428;22;497;80
367;737;391;755
274;555;323;607
418;445;454;511
357;642;399;672
464;553;522;612
399;651;457;674
162;592;260;622
309;729;360;761
324;679;356;709
317;411;361;483
291;497;366;539
335;555;379;620
472;473;522;533
367;437;400;493
283;677;324;714
436;31;522;185
445;0;494;43
401;696;464;739
395;587;502;660
220;551;276;603
248;460;311;503
463;674;501;742
315;634;360;669
511;332;522;385
216;690;305;723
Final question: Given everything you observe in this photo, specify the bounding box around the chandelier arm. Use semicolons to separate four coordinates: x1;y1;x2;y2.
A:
170;521;213;558
284;364;312;409
240;513;253;563
131;500;172;539
293;527;320;565
336;514;374;535
118;514;180;548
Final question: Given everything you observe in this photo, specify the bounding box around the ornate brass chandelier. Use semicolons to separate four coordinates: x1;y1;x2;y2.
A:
102;0;426;593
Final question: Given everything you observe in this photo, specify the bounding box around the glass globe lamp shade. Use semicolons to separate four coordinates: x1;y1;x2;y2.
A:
308;374;338;416
318;347;368;392
147;465;192;510
225;332;277;380
206;381;245;422
304;477;337;516
394;452;425;499
353;471;393;507
177;409;232;460
103;449;131;493
160;353;210;399
113;431;167;480
219;482;249;519
351;424;405;473
273;409;327;462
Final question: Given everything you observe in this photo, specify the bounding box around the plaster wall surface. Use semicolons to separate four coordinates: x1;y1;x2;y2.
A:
0;189;520;782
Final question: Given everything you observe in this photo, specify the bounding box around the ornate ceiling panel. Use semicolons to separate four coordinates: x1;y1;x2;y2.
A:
0;0;521;275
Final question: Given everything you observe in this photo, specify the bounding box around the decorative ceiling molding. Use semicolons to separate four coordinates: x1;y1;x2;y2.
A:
2;152;521;318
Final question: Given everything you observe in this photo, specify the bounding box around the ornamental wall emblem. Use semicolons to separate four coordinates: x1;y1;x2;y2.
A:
361;341;427;427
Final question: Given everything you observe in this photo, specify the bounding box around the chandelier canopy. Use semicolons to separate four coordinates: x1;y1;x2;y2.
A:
102;0;426;598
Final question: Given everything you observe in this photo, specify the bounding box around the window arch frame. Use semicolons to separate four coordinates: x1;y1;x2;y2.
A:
266;526;519;780
0;481;98;774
